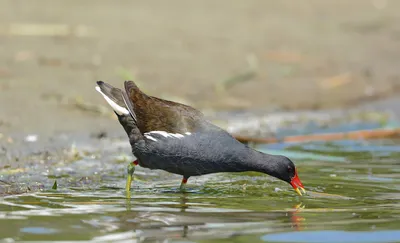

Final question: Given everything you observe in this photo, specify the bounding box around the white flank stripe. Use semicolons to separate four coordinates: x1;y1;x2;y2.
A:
171;133;184;138
145;131;190;139
144;135;157;141
148;131;171;138
95;86;129;115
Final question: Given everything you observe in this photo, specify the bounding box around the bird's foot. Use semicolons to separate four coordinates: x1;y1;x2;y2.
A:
126;160;138;197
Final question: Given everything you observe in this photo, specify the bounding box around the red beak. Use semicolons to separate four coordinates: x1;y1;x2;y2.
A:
290;169;306;196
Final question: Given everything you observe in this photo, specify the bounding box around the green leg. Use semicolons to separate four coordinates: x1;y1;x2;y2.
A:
126;160;138;197
180;177;188;191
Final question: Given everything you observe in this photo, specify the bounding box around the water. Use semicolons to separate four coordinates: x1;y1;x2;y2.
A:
0;138;399;242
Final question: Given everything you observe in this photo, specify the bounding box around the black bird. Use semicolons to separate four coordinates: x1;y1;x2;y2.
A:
95;81;305;196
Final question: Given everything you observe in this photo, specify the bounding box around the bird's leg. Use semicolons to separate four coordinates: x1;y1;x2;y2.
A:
179;177;189;191
126;160;139;195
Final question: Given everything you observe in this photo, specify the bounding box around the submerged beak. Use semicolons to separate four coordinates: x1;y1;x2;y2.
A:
290;170;306;196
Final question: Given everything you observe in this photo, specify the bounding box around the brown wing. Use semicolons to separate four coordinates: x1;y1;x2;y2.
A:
124;81;204;134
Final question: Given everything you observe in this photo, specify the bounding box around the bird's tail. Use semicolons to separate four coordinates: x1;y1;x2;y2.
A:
96;81;143;144
96;81;130;116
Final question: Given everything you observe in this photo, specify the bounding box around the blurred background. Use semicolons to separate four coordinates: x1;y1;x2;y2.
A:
1;1;400;242
1;0;399;138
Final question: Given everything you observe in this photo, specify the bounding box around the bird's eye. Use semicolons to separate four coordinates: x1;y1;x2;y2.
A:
287;166;293;172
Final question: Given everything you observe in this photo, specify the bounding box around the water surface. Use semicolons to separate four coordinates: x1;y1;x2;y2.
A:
0;138;399;242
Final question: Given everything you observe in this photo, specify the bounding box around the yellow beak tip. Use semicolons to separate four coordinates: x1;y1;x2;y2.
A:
294;187;306;196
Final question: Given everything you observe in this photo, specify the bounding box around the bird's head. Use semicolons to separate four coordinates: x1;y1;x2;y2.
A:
271;155;306;196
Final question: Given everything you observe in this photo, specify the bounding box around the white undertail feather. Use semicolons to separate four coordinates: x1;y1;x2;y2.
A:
95;86;129;115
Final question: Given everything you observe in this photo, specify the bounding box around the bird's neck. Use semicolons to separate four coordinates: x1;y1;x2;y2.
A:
235;147;281;177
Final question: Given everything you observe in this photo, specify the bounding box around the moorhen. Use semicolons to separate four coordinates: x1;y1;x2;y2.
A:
96;81;306;196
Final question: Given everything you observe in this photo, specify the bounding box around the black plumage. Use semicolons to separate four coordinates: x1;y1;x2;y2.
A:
96;81;305;196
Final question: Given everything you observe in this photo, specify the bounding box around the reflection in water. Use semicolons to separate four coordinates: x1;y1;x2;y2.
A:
120;191;306;241
179;193;189;238
291;203;306;231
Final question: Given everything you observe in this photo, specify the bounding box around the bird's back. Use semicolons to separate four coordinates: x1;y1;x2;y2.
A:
123;81;204;134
